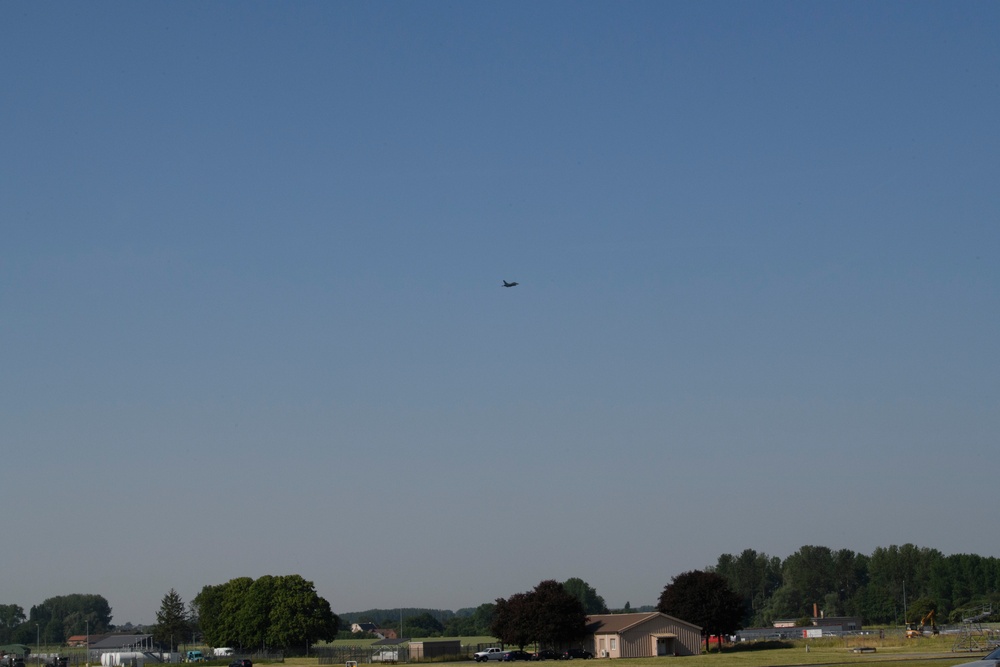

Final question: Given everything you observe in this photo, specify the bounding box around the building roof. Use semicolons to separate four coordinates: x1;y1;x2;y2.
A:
90;635;153;650
586;612;701;634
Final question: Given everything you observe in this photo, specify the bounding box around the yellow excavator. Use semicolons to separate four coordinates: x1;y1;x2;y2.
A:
906;610;938;638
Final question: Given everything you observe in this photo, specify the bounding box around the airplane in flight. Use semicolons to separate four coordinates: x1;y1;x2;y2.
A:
503;280;519;287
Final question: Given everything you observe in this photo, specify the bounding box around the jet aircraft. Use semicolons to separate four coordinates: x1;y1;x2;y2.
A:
503;280;519;287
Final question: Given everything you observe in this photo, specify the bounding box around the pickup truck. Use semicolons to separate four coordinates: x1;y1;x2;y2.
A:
473;648;506;662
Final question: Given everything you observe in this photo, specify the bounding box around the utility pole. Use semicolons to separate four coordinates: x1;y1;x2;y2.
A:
902;580;908;626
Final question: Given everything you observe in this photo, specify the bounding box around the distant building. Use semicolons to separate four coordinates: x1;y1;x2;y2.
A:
772;617;862;633
89;635;156;652
408;640;460;661
736;616;863;641
350;623;377;634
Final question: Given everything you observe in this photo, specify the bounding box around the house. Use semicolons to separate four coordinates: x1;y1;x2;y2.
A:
350;623;378;634
66;637;89;648
585;612;702;658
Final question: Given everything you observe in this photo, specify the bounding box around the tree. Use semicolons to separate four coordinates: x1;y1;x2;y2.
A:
153;589;190;652
492;581;587;649
714;549;782;627
192;584;227;648
240;575;275;649
444;604;495;637
562;578;608;614
531;580;587;647
657;570;743;653
0;604;25;644
492;592;534;649
781;545;836;616
27;595;113;644
192;575;337;654
266;575;339;653
402;612;444;637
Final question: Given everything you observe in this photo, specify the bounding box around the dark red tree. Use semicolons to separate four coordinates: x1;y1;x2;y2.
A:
657;570;744;652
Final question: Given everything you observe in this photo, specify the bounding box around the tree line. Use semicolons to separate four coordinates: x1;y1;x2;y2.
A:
711;544;1000;628
343;578;610;639
4;544;998;652
0;595;112;646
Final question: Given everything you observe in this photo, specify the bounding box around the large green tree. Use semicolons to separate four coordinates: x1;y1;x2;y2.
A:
266;575;338;653
781;546;836;615
152;589;190;651
657;570;743;652
0;604;25;644
191;584;226;648
561;578;608;614
192;575;337;653
714;549;782;626
27;595;112;644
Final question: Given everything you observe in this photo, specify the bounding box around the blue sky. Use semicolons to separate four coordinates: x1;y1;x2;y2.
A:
2;1;998;624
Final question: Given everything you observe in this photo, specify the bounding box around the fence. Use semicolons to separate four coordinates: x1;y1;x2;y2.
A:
317;647;407;665
316;644;488;664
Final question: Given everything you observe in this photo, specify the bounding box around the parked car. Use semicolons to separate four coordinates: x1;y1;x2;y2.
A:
230;660;253;667
951;647;1000;667
561;648;594;660
501;651;533;662
474;648;506;662
532;650;560;661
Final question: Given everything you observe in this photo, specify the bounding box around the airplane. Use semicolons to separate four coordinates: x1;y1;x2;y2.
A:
503;280;519;287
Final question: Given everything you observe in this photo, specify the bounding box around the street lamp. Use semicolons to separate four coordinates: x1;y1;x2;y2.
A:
36;624;39;667
85;621;89;667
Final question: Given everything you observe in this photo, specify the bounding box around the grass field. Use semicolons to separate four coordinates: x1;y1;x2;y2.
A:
293;635;992;667
38;633;989;667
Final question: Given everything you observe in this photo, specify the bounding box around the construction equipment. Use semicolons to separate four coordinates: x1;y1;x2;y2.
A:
906;610;938;638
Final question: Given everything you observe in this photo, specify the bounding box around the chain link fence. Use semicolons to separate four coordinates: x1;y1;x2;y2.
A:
316;643;495;664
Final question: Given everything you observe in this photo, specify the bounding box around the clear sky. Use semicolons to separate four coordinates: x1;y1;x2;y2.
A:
2;1;998;625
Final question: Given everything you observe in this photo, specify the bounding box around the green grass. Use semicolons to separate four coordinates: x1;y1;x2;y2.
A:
299;633;992;667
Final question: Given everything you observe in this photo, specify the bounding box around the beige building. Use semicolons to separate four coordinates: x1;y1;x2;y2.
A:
585;612;702;658
407;640;461;660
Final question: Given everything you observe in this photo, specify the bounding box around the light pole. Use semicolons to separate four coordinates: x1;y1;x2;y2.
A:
36;624;39;667
85;621;89;667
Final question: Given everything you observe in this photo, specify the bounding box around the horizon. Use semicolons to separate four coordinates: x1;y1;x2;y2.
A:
8;541;993;627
